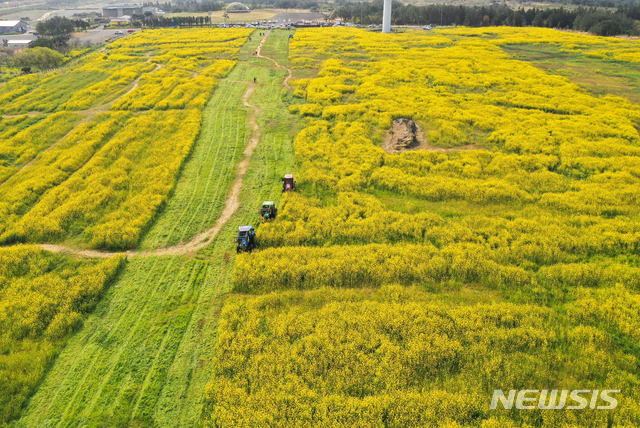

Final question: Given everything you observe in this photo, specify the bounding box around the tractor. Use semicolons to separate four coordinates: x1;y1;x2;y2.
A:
282;174;296;192
234;226;255;253
258;201;277;220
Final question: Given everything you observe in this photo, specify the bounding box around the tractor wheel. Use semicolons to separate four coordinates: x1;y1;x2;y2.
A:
236;247;241;254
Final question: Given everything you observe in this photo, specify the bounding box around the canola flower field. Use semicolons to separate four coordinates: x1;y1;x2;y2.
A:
1;26;640;428
4;31;298;427
0;246;123;425
0;28;252;250
209;28;640;427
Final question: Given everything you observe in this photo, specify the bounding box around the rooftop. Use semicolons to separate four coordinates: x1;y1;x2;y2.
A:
0;21;23;26
102;4;141;9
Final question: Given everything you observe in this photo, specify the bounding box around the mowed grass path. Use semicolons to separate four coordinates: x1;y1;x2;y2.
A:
16;31;297;428
141;78;250;249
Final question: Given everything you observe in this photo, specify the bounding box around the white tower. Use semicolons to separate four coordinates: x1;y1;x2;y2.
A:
382;0;392;33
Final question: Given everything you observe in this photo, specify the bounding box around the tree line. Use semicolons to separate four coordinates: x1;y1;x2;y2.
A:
143;0;320;12
141;15;214;27
333;1;639;36
142;1;224;13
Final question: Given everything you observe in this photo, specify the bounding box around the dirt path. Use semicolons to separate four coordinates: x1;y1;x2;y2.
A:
143;81;260;257
256;30;292;89
26;31;292;260
1;112;42;119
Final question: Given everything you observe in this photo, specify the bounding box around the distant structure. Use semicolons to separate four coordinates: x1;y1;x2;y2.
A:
110;16;131;25
382;0;391;33
7;40;31;48
142;6;165;16
102;4;142;18
225;2;251;13
0;20;28;33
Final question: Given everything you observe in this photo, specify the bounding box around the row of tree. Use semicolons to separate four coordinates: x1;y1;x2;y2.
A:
31;17;92;50
521;0;637;8
143;1;224;13
140;15;214;27
333;1;639;36
142;0;320;12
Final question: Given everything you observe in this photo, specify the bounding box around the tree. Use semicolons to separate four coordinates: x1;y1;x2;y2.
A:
29;37;56;49
35;17;76;50
36;16;75;37
13;47;64;70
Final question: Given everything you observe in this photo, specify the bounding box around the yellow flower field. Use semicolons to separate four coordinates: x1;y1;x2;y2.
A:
204;27;640;427
0;28;252;249
0;245;123;425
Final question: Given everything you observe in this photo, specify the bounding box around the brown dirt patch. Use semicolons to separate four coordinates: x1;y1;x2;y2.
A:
382;118;481;153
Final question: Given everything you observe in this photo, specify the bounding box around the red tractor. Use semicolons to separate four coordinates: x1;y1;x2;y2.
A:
282;174;296;192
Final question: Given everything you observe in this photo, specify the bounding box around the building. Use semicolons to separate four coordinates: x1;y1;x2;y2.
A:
0;20;28;34
102;5;142;18
110;16;131;25
142;7;165;16
7;40;31;48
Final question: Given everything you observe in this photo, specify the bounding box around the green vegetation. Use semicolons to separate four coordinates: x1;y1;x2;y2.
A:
503;44;640;104
4;26;640;428
141;79;250;248
8;47;64;71
204;27;640;427
0;246;123;427
15;31;298;427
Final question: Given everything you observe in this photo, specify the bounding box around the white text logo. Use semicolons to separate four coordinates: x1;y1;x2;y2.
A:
490;389;620;410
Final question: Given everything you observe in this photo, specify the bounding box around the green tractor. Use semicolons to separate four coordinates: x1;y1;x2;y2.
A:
257;201;277;221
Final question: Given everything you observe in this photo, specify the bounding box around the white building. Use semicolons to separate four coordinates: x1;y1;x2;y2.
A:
142;7;165;16
7;40;31;48
110;15;131;25
0;21;28;34
102;5;142;18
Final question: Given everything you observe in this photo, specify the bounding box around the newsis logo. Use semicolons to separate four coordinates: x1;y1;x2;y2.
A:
491;389;621;410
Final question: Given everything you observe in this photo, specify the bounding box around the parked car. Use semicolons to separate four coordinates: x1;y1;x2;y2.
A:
114;30;124;35
127;29;135;33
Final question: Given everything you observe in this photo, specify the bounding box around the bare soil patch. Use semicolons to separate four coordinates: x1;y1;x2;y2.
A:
382;118;480;153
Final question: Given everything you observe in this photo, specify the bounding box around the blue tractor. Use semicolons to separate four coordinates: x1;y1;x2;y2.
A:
235;226;255;253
